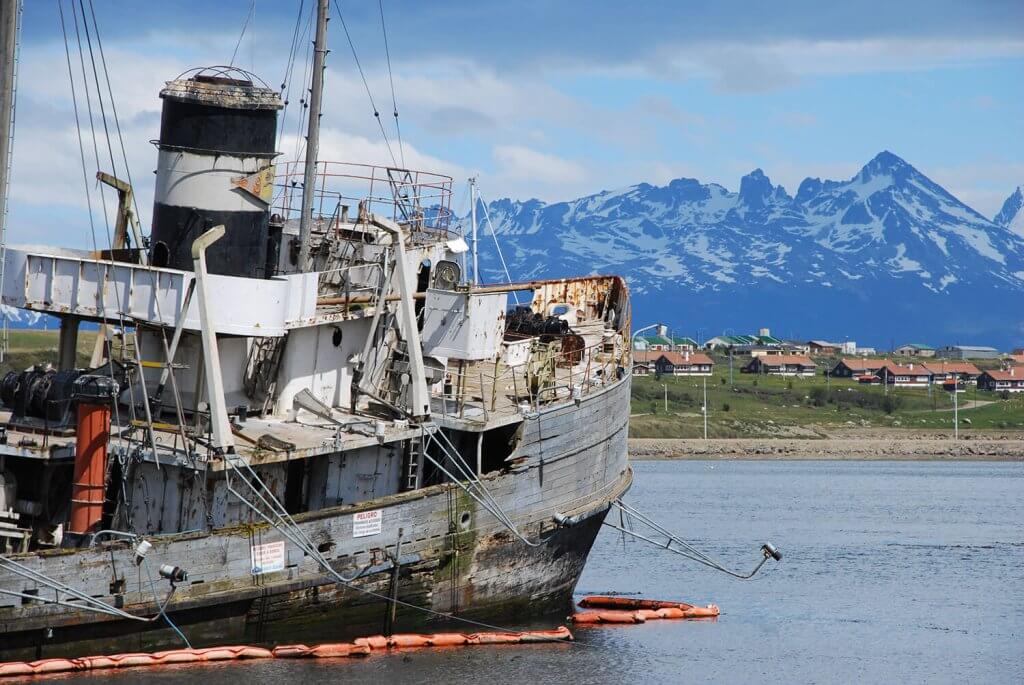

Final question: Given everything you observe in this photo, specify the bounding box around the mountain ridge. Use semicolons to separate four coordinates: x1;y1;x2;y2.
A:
473;152;1024;349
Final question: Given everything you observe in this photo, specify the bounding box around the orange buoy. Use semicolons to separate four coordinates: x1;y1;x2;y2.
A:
578;595;696;611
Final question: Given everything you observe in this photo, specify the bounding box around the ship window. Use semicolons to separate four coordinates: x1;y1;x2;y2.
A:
332;327;343;347
459;511;471;530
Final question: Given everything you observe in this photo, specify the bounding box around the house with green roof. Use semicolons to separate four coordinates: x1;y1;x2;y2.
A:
634;334;697;352
894;343;936;358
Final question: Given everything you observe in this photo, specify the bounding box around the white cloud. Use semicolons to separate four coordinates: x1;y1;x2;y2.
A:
655;38;1024;92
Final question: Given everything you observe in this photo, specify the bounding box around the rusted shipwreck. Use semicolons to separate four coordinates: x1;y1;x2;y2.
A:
0;58;632;658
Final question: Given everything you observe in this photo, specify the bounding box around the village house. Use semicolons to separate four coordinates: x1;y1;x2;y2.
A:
894;343;936;358
923;361;982;384
704;327;784;351
807;340;843;355
631;351;658;376
654;351;715;377
829;358;887;379
633;324;696;352
742;354;816;377
978;368;1024;393
875;361;931;387
635;333;697;352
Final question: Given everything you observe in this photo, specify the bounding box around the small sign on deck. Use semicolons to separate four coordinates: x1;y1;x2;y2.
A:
250;540;286;575
353;509;383;538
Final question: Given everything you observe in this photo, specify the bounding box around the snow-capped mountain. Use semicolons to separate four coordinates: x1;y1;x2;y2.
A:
472;151;1024;349
995;185;1024;239
0;305;53;329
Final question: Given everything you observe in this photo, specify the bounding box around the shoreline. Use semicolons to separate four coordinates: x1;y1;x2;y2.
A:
628;433;1024;461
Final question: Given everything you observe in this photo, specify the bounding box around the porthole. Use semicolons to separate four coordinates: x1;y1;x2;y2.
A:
458;511;472;530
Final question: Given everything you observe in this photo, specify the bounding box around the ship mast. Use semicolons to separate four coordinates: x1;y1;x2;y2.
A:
297;0;329;270
0;1;19;362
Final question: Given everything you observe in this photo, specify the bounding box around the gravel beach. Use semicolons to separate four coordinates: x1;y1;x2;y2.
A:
629;429;1024;461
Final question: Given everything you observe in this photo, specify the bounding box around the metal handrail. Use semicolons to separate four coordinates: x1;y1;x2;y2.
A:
272;160;454;234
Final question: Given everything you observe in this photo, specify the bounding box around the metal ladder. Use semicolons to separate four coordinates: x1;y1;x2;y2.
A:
402;436;422;492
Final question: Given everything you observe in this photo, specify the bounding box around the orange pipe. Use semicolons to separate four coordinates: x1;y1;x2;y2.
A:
69;402;111;534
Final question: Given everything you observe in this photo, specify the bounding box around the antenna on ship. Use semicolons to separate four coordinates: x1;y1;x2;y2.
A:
297;0;330;271
469;176;478;284
0;0;21;362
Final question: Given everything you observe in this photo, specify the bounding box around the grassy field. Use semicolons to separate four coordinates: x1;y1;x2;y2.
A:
630;354;1024;438
2;333;1020;438
1;329;98;375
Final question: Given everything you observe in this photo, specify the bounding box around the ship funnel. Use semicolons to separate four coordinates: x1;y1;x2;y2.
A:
150;67;283;278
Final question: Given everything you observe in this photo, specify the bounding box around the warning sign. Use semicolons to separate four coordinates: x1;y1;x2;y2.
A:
250;540;286;575
353;509;383;538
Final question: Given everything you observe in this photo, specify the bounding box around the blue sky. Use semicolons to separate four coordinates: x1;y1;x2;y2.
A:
6;0;1024;247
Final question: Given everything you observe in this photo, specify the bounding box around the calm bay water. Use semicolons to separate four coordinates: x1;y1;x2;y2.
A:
65;460;1022;684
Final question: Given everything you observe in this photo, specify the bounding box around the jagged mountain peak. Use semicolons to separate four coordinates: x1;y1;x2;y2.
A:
738;168;791;210
861;149;912;175
995;185;1024;238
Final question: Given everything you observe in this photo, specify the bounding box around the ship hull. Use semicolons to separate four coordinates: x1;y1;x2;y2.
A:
0;376;631;661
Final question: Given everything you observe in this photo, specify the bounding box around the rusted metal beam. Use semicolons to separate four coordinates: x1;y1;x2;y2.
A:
316;274;625;306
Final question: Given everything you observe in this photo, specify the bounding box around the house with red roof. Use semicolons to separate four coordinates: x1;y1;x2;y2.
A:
978;368;1024;393
654;351;715;376
632;350;658;376
830;358;887;379
923;361;982;384
742;354;816;377
874;362;931;387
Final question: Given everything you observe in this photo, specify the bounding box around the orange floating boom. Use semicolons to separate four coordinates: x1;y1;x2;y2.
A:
0;628;574;678
578;595;696;611
571;604;720;624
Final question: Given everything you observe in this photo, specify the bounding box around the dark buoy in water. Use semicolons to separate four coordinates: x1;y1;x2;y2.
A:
150;66;283;278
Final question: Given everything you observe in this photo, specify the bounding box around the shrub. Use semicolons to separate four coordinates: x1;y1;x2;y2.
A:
881;394;902;414
808;386;829;407
722;402;731;412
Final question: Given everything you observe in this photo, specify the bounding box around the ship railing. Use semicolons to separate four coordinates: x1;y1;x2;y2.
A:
316;261;384;302
272;161;454;236
434;333;627;422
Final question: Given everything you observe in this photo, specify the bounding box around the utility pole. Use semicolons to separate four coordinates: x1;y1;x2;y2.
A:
469;176;478;284
0;1;20;363
662;383;668;413
702;376;708;440
953;385;959;441
297;0;330;271
729;348;734;385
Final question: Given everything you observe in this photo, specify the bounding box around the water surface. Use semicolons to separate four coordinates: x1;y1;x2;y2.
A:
64;460;1024;684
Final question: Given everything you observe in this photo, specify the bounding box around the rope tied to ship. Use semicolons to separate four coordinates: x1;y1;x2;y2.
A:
593;499;782;579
